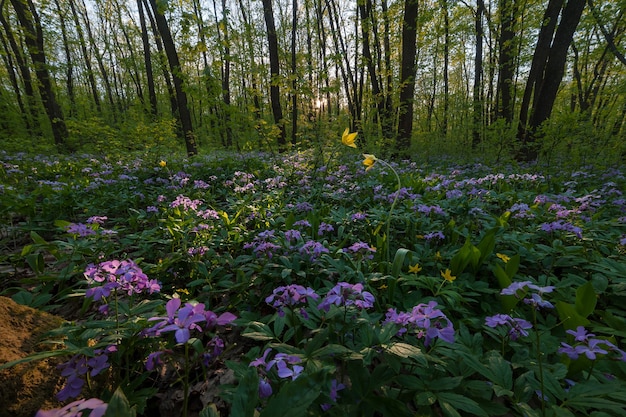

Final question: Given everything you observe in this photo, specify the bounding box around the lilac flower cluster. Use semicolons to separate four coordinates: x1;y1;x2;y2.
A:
145;298;236;344
170;194;203;211
224;171;256;193
250;348;304;398
56;345;117;401
244;230;282;258
384;301;455;346
415;204;445;216
35;398;108;417
558;326;626;361
485;314;533;340
424;231;445;242
65;222;96;237
501;280;555;310
265;284;319;317
508;203;534;219
318;282;375;312
343;241;376;260
298;240;329;261
317;222;334;236
540;220;583;238
84;260;161;302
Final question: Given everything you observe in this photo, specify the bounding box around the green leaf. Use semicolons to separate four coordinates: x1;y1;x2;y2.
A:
259;372;326;417
486;352;513;391
436;392;488;417
391;248;412;278
476;228;497;267
104;387;136;417
505;254;520;279
556;301;590;331
381;342;426;365
230;367;259;417
199;404;220;417
575;281;596;318
450;238;473;276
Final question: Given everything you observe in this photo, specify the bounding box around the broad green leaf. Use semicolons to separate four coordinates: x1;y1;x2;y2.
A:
382;342;426;365
575;281;596;318
486;352;513;391
476;228;498;267
259;372;326;417
556;301;590;331
504;254;520;279
230;367;259;417
391;248;412;278
436;392;488;417
199;404;220;417
104;387;136;417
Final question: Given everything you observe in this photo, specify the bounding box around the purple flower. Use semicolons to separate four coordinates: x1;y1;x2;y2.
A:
65;223;96;237
343;241;376;260
293;219;312;228
321;379;346;411
318;282;375;312
559;326;626;361
299;240;329;261
295;201;314;213
56;346;116;401
259;377;273;398
384;301;455;346
84;259;160;301
351;212;367;221
147;298;206;344
35;398;108;417
265;285;319;316
424;231;445;241
317;222;334;236
145;351;166;371
284;229;302;244
86;216;108;225
485;314;532;340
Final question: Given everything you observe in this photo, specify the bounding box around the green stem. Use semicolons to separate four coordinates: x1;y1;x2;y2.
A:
183;343;190;417
377;159;401;265
532;310;546;417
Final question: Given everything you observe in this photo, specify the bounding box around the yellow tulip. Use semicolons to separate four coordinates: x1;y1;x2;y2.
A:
159;160;167;167
441;269;456;282
496;253;510;263
363;154;377;171
342;128;358;148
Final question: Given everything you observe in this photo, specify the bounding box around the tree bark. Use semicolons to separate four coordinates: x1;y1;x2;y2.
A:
261;0;287;149
137;0;157;117
396;0;419;151
10;0;68;146
148;0;197;156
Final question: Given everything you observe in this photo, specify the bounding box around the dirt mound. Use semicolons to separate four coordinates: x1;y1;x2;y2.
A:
0;296;65;417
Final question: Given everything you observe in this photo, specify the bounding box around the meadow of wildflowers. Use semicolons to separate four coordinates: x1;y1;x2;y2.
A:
1;142;626;417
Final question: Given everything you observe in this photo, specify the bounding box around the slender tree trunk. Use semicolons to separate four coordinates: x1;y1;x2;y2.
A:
442;0;450;135
148;0;197;156
0;6;37;133
79;0;116;118
472;0;484;148
137;0;157;117
53;0;75;116
290;0;298;145
68;0;101;113
238;0;262;123
142;0;177;118
10;0;67;146
497;0;518;123
221;0;233;147
397;0;419;151
261;0;287;149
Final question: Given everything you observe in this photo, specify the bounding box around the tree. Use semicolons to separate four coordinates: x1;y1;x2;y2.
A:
9;0;68;146
262;0;287;149
517;0;586;161
396;0;419;151
148;0;197;156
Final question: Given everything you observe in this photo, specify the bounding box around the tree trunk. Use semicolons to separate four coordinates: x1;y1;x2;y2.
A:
472;0;485;148
53;0;75;116
10;0;67;146
517;0;586;161
496;0;518;123
137;0;157;117
396;0;419;151
148;0;197;156
290;0;298;145
261;0;287;149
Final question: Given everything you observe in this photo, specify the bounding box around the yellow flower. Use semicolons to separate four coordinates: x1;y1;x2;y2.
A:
408;263;422;274
434;251;442;261
441;269;456;282
342;128;358;148
159;160;167;167
363;154;377;171
496;253;510;263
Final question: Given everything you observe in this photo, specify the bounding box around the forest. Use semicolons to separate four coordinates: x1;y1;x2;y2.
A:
0;0;624;161
1;1;626;417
